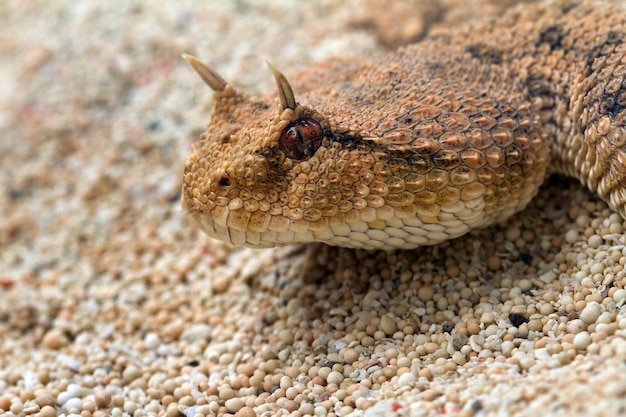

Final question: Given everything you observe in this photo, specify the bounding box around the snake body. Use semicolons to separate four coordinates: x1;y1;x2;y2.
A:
182;0;626;249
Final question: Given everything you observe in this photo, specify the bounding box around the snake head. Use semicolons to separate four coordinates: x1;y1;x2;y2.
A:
181;53;548;250
181;55;335;247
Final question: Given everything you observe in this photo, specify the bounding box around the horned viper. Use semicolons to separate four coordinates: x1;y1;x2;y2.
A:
181;0;626;249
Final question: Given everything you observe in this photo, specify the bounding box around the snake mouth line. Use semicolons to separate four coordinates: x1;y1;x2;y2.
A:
186;197;494;250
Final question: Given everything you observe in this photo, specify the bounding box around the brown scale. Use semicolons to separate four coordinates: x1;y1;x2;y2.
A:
181;0;626;249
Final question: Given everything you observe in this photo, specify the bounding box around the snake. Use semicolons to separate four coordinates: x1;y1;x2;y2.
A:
181;0;626;250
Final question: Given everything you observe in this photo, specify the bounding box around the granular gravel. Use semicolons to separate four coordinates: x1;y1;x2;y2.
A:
1;1;625;416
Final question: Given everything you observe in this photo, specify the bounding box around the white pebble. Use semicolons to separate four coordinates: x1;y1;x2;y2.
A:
518;279;532;292
539;270;557;283
452;351;466;365
480;312;496;325
519;357;535;371
56;389;80;407
579;302;603;325
181;324;212;342
580;277;594;288
613;289;626;304
315;405;328;415
589;262;604;274
124;400;138;414
380;314;397;336
144;332;161;349
225;398;244;413
327;371;344;385
63;397;83;412
566;319;586;333
397;372;416;388
576;214;590;227
501;340;515;356
564;229;579;244
596;312;612;324
587;234;603;248
534;348;550;361
573;331;592;350
67;384;82;397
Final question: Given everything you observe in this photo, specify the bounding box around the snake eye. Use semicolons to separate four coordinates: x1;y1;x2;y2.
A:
279;117;323;160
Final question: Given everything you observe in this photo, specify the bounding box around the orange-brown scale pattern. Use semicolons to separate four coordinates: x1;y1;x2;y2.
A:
182;0;626;249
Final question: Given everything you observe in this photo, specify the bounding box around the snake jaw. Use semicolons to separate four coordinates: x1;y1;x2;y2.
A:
266;61;297;110
182;53;228;92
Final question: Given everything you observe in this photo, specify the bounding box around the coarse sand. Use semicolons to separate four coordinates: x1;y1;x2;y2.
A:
1;1;625;416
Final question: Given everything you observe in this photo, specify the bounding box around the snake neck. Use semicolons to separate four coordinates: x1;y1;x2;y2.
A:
451;1;626;213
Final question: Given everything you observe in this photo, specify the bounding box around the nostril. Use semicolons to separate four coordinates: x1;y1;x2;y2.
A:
218;175;231;187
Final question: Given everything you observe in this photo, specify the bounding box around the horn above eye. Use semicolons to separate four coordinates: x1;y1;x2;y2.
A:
266;61;297;110
182;53;228;92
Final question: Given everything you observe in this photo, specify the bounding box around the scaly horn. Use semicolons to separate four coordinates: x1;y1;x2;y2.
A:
266;61;296;110
182;53;227;92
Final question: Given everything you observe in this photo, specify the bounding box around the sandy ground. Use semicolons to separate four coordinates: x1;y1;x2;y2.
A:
1;1;626;416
